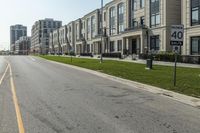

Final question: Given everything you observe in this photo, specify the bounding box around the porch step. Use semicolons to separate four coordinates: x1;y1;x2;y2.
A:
124;54;139;60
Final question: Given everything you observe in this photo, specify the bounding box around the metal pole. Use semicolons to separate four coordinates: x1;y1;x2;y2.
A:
173;53;177;86
100;0;103;63
23;41;25;55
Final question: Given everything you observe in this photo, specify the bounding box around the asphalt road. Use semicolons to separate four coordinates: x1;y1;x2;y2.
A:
0;56;200;133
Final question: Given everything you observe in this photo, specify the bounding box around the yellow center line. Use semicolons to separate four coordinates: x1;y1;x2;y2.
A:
8;63;25;133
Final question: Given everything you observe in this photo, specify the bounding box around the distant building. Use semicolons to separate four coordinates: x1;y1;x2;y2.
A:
52;29;60;54
15;36;31;55
14;40;20;55
50;21;76;55
75;9;101;55
10;24;27;53
31;18;62;54
66;21;75;53
0;50;10;55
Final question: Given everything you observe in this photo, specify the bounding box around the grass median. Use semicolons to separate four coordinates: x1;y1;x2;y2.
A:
39;55;200;98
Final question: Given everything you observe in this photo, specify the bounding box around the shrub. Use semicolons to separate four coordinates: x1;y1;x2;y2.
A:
102;52;122;58
139;53;200;64
80;53;93;57
69;51;75;56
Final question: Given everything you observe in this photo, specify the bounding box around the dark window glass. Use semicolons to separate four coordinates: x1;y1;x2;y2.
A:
191;0;200;25
109;7;116;35
150;0;160;27
87;44;90;53
191;37;200;55
117;40;122;51
150;35;160;51
110;41;115;52
118;3;124;33
140;16;145;26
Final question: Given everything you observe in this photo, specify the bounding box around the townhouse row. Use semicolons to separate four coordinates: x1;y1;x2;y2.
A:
39;0;200;56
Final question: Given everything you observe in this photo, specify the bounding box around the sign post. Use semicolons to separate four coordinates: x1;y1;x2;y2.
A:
170;25;184;86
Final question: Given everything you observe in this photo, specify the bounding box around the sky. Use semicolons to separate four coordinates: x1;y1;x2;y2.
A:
0;0;111;50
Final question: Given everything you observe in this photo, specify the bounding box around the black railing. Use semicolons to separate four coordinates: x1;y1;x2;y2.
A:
125;25;147;31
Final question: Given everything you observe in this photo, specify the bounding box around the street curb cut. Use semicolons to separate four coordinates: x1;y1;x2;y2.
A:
36;56;200;108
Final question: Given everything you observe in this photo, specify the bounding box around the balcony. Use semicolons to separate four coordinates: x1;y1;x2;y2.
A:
124;25;147;32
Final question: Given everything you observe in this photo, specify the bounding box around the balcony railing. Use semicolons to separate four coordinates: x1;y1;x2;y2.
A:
124;25;147;32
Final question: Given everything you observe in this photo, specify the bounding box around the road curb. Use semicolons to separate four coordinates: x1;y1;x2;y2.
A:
36;56;200;108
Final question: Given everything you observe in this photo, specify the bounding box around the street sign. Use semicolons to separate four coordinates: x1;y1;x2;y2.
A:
170;25;184;86
170;25;184;46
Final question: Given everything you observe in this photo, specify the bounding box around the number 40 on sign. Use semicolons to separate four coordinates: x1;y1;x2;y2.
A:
170;25;184;46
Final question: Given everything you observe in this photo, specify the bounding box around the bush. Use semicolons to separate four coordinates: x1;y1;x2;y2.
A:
182;55;200;64
56;53;62;55
102;53;122;58
80;53;93;57
139;53;200;64
69;51;75;56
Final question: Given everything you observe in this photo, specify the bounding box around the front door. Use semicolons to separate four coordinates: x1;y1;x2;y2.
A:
132;39;137;54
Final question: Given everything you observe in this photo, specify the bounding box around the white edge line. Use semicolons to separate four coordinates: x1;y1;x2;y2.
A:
0;64;9;85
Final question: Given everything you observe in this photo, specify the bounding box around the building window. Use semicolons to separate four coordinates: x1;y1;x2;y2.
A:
48;22;52;28
118;3;124;33
150;36;160;51
191;37;200;55
150;0;160;28
117;40;122;51
132;0;137;11
76;24;79;41
132;19;138;28
140;0;144;8
110;41;115;52
87;44;90;53
69;26;71;32
191;0;200;26
53;22;56;28
140;16;145;26
110;7;116;35
87;18;90;39
104;12;106;21
91;16;96;38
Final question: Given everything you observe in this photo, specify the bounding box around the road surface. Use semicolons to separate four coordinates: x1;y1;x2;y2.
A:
0;56;200;133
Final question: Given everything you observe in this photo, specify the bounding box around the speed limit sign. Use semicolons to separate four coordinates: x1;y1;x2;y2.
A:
170;25;184;46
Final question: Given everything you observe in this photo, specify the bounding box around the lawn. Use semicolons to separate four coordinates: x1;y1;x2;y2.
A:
39;55;200;98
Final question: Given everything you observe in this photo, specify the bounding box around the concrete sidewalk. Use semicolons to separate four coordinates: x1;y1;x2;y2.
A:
62;55;200;69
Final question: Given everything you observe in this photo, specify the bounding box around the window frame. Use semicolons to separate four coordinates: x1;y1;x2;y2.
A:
150;0;160;28
117;40;122;51
91;16;96;38
191;0;200;26
109;7;116;35
118;3;125;33
150;35;160;51
191;37;200;55
140;0;145;8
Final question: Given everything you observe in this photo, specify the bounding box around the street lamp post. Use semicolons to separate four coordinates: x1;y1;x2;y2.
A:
100;0;103;63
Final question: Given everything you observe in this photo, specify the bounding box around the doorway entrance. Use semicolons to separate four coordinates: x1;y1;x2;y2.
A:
131;39;137;54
